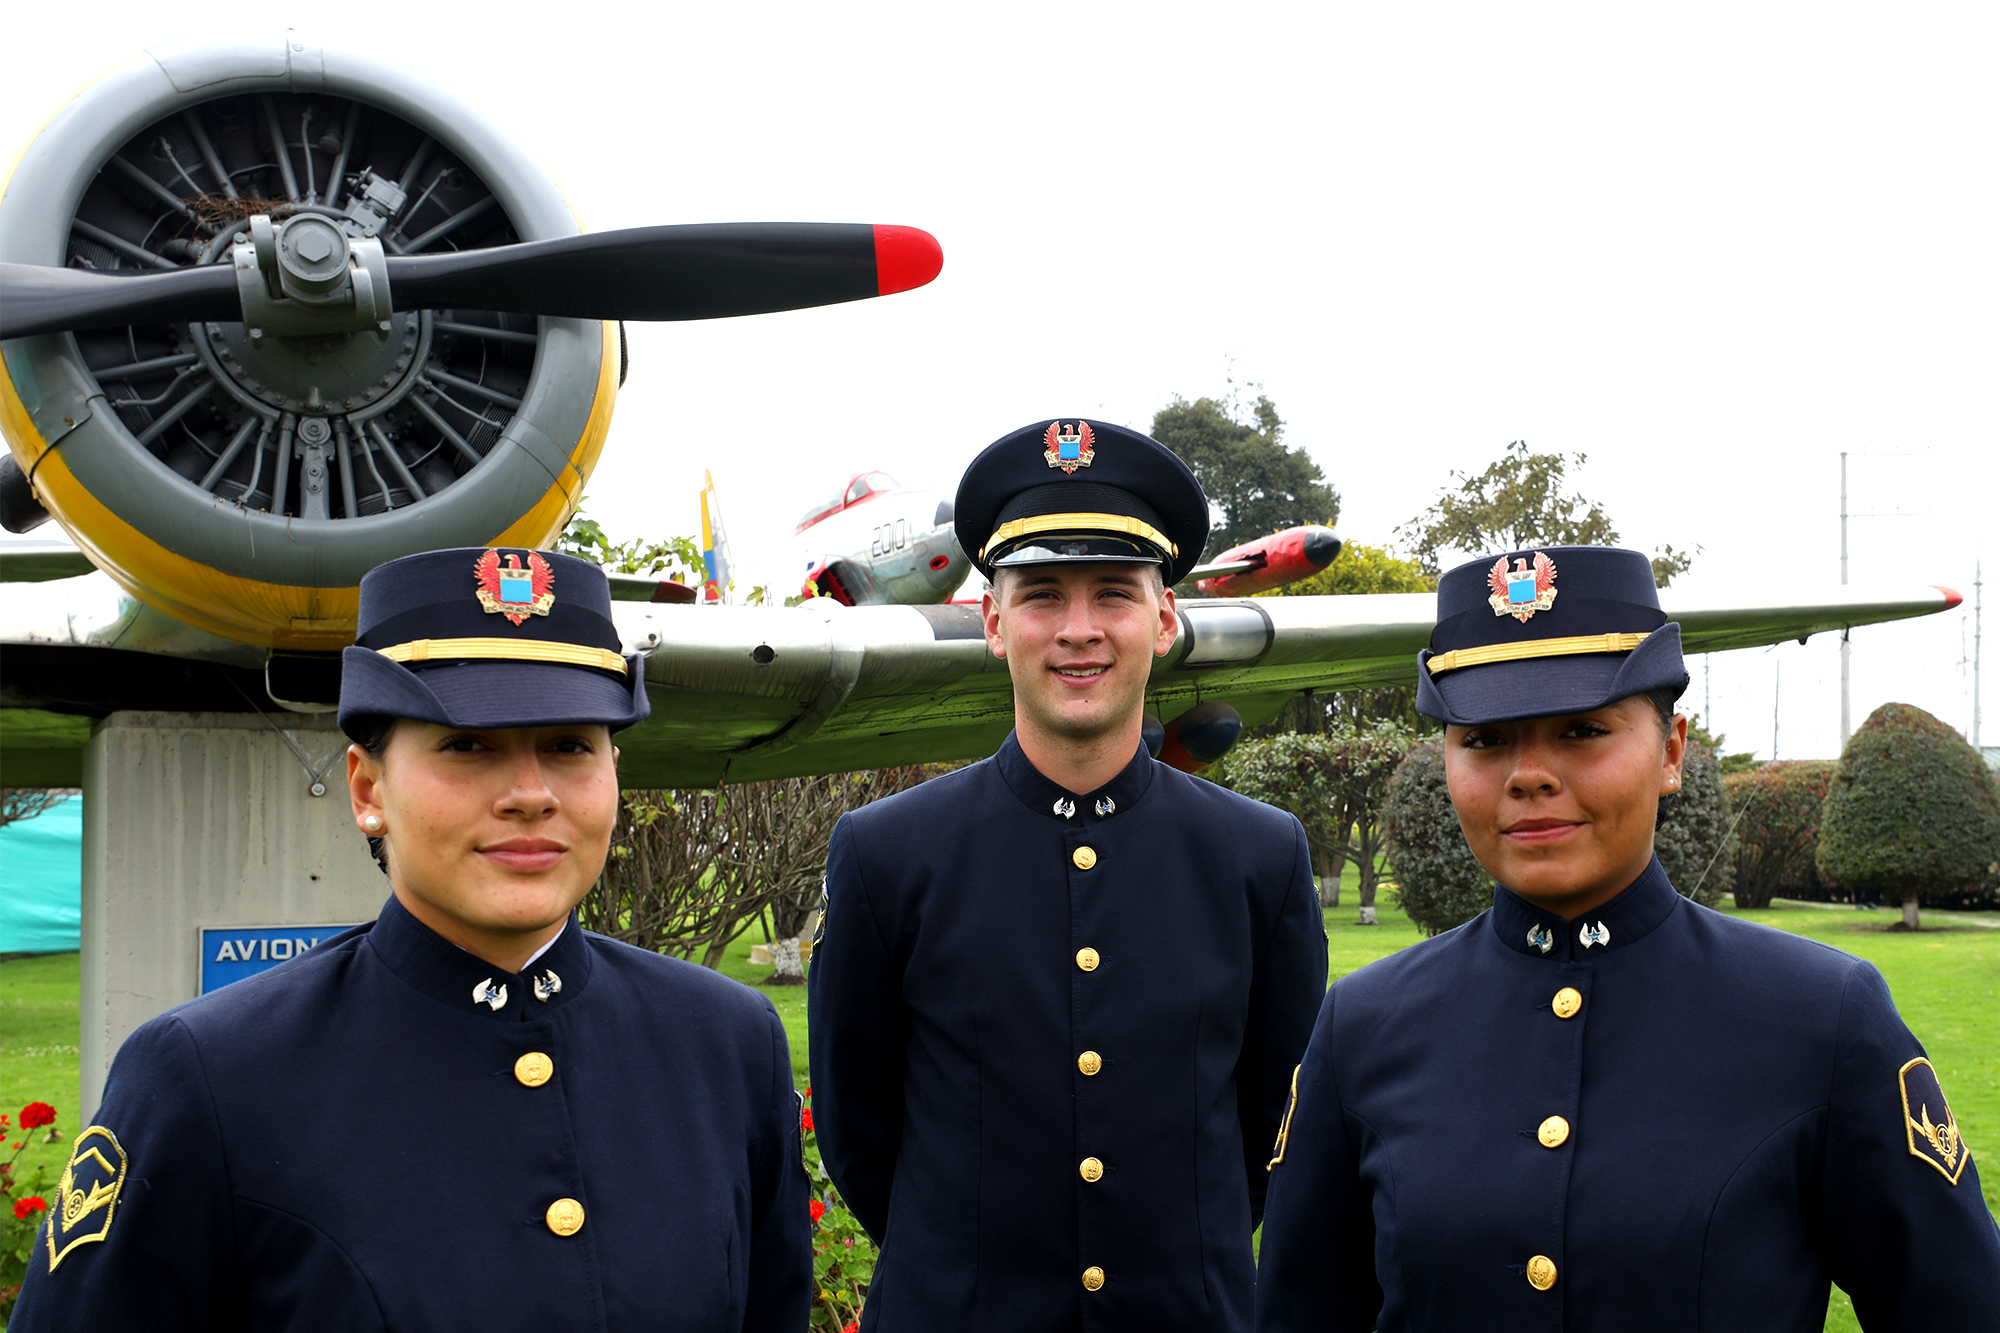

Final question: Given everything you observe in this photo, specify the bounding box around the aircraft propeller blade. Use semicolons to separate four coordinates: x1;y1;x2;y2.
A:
0;223;943;339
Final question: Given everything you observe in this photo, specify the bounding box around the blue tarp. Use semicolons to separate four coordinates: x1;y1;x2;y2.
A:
1;794;82;953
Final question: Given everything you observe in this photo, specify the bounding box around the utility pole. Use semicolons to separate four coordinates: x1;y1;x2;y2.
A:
1975;558;1983;748
1839;452;1851;749
1773;660;1782;761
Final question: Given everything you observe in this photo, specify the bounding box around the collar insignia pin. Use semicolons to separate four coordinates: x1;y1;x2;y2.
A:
472;978;508;1010
1043;420;1095;474
532;969;562;1003
1487;551;1558;622
1526;924;1553;955
1579;920;1611;949
475;549;556;626
1053;797;1076;819
1095;797;1116;818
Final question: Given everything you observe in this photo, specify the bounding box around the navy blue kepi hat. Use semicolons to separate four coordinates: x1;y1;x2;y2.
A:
954;419;1210;585
1415;546;1689;726
338;547;650;741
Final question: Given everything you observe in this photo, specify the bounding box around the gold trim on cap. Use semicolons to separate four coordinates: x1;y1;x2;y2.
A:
1426;631;1650;676
378;637;628;675
981;512;1180;561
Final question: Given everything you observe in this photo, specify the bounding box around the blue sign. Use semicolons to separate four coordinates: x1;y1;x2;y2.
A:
198;924;362;995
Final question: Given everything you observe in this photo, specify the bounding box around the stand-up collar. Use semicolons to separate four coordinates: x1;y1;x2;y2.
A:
365;893;593;1019
1489;855;1682;961
994;730;1156;822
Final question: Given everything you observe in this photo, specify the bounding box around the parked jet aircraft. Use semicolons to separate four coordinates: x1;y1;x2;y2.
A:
0;37;1964;790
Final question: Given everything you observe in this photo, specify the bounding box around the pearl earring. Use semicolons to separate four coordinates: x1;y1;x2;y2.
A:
362;815;383;833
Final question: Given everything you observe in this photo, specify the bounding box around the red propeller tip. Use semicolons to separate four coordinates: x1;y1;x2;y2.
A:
1933;585;1963;610
874;225;943;296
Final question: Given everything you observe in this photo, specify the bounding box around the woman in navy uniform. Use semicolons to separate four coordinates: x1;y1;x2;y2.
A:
12;547;810;1332
808;420;1328;1332
1254;546;2000;1332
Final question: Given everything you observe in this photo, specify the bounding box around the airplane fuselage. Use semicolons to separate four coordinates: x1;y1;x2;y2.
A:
799;486;972;606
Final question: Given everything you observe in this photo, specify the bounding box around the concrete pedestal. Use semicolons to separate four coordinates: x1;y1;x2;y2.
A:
78;712;387;1120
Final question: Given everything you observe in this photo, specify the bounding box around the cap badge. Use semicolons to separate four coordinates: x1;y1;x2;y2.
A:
1043;420;1096;474
475;549;556;626
1488;551;1558;622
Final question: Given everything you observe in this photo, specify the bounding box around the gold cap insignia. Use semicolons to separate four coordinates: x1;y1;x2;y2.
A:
1043;420;1096;473
474;549;556;625
48;1125;127;1271
1487;551;1558;622
1900;1057;1969;1184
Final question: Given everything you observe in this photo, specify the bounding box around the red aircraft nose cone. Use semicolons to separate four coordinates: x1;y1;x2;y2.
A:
874;225;944;296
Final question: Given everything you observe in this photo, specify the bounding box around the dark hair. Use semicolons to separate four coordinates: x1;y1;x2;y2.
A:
1642;686;1682;733
348;715;397;876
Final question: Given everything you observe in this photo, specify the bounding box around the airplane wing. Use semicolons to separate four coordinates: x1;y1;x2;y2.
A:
0;571;1960;787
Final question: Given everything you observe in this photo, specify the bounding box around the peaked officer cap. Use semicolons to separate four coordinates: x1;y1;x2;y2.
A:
338;547;650;740
1416;545;1688;726
954;419;1210;585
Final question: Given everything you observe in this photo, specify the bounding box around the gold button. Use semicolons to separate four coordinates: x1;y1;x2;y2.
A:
1078;1050;1103;1076
1072;846;1098;870
514;1052;554;1087
1079;1156;1104;1183
1526;1255;1557;1290
545;1198;585;1236
1076;947;1101;972
1537;1115;1570;1148
1552;987;1583;1020
1081;1266;1106;1291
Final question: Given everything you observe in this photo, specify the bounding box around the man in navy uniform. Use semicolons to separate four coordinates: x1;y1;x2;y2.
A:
1254;546;2000;1331
808;419;1328;1331
12;548;810;1331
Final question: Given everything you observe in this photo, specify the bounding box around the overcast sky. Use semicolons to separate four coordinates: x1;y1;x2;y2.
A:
3;3;1993;761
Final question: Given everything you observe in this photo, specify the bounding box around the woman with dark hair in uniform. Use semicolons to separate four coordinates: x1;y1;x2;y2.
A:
1254;546;2000;1333
12;547;810;1332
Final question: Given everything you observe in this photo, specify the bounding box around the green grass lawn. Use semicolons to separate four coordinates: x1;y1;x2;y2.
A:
4;875;1994;1333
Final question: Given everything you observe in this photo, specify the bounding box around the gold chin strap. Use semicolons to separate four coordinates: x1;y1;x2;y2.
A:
982;512;1178;561
1427;631;1650;676
378;638;628;675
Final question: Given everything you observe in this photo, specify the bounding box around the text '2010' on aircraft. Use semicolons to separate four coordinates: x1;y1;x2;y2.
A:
0;36;1964;789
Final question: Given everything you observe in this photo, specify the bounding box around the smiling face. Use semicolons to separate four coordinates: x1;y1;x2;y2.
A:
982;563;1179;754
1443;695;1687;920
347;721;620;970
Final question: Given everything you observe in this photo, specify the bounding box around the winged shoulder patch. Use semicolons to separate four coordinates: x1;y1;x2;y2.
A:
1900;1057;1969;1184
48;1125;127;1271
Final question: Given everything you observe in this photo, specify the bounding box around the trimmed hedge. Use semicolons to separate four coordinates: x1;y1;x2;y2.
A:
1816;703;2000;914
1721;761;1837;910
1653;741;1734;907
1381;739;1495;936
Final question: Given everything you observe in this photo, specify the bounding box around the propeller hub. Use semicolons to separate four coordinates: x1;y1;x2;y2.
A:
195;311;431;420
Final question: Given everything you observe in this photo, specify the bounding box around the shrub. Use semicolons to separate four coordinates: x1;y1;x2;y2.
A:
1816;703;2000;929
1382;740;1495;936
2;1100;63;1320
1721;761;1836;909
1653;741;1735;906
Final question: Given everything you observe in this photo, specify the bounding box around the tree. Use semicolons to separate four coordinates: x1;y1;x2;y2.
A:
1722;761;1837;909
1255;543;1437;737
1151;394;1339;559
1397;440;1695;587
1221;723;1417;921
1815;703;2000;930
0;789;73;828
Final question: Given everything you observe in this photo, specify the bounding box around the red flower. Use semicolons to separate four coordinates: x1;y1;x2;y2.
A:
804;1086;812;1099
843;1322;859;1333
801;1107;815;1132
14;1196;47;1220
18;1103;56;1130
809;1199;827;1224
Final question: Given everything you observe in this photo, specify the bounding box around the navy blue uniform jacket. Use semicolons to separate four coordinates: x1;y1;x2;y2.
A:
808;735;1328;1332
1255;858;2000;1332
12;894;811;1331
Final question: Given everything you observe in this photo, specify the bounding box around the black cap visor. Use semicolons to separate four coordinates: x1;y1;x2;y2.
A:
338;646;651;740
990;533;1164;568
1415;624;1689;726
